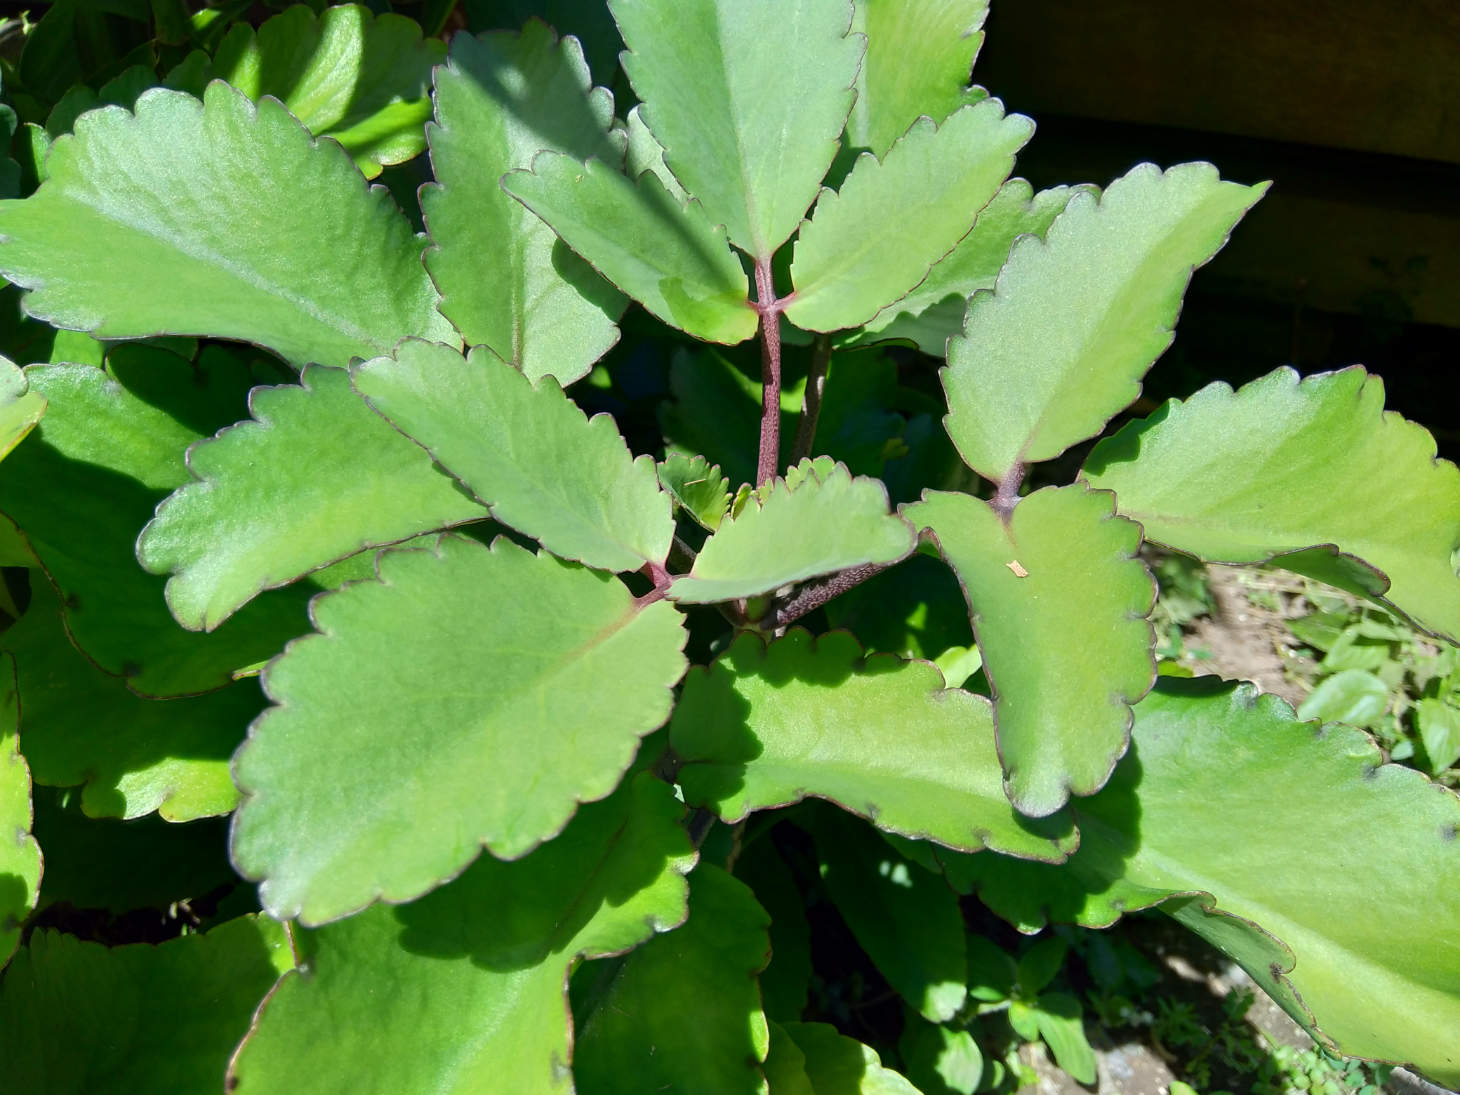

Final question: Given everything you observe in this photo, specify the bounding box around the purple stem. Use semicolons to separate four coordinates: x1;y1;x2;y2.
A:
765;561;893;630
753;257;784;487
992;463;1026;520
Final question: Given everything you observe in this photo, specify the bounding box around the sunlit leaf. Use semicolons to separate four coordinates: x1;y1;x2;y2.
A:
610;0;864;258
670;462;914;604
672;630;1074;860
424;24;624;384
0;653;39;967
786;100;1032;333
907;486;1155;816
231;533;688;924
950;678;1460;1085
659;452;731;532
849;181;1084;354
844;0;987;163
900;1017;983;1095
0;351;321;696
573;864;771;1094
173;3;445;176
623;104;686;201
505;151;757;344
1084;367;1460;643
4;579;257;820
138;363;484;631
0;355;44;462
353;340;674;573
1297;668;1388;729
0;916;293;1094
942;162;1267;483
0;82;453;369
229;774;694;1094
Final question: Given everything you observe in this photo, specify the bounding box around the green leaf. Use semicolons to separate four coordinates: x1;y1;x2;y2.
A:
1017;937;1066;996
906;486;1156;816
231;533;688;924
1031;993;1096;1084
786;100;1032;333
953;678;1460;1085
658;452;732;532
624;103;687;201
845;0;988;160
228;773;694;1094
609;0;864;259
5;578;258;820
849;181;1085;355
138;363;485;631
0;352;321;696
764;1022;818;1095
781;1022;923;1094
1297;668;1389;729
671;630;1074;861
0;915;293;1094
0;355;44;463
353;340;674;573
423;24;625;384
189;3;444;176
660;346;786;488
574;864;771;1094
1418;697;1460;774
964;935;1016;1002
0;82;453;369
1083;367;1460;643
810;809;967;1022
504;151;757;344
669;462;914;604
0;653;40;967
942;162;1267;483
900;1017;983;1095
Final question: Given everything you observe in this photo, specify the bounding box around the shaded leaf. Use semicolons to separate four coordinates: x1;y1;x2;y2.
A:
0;352;322;696
575;863;770;1093
900;1017;983;1095
810;809;967;1022
229;774;694;1094
179;3;444;176
353;339;673;573
624;104;687;201
139;363;484;631
0;916;293;1094
907;486;1155;816
670;462;914;603
786;100;1032;333
764;1022;818;1095
672;630;1074;860
5;579;258;820
0;654;39;967
423;23;624;384
1084;366;1460;643
610;0;864;258
231;533;688;924
0;355;45;463
953;678;1460;1085
1031;993;1096;1084
660;347;790;489
505;151;757;344
849;181;1085;354
734;836;813;1021
942;162;1267;483
782;1022;922;1094
659;451;731;532
0;82;453;369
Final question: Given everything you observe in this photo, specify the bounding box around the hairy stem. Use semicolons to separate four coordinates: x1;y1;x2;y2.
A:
766;561;893;630
792;333;831;464
992;463;1026;519
754;257;783;487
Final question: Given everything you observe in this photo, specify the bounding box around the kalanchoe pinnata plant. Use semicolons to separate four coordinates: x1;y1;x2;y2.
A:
0;0;1456;1091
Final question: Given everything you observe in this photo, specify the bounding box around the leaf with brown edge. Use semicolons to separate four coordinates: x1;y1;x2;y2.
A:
906;485;1156;817
670;629;1074;862
230;532;689;925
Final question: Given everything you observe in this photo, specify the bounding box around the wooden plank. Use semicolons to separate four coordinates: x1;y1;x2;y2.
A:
979;0;1460;164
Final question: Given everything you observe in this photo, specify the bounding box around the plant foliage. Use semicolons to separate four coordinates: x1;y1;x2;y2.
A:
0;0;1455;1090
